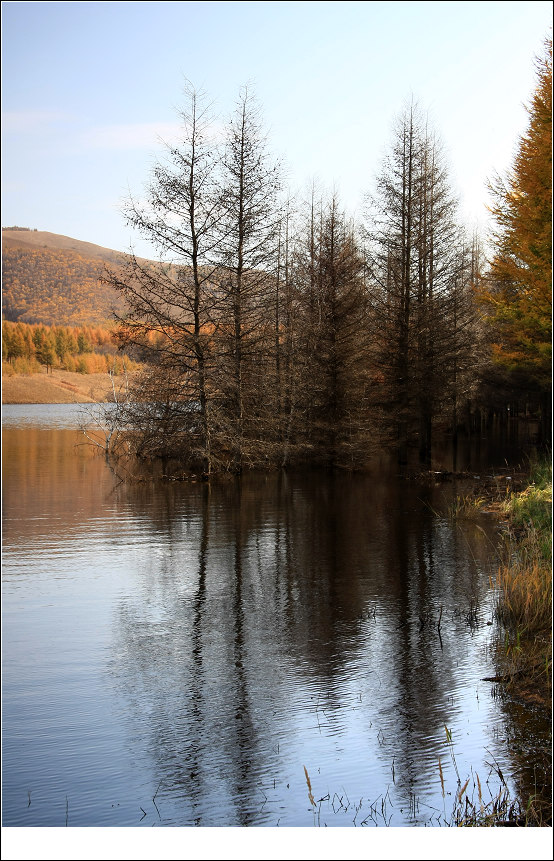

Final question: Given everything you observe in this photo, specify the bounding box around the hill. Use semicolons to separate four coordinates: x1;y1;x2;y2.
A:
2;228;133;327
1;227;126;263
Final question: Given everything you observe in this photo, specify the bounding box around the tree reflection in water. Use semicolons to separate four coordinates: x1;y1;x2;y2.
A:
109;469;519;826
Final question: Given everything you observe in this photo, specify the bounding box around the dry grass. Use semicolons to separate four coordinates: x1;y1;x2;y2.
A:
447;456;552;824
495;457;552;642
447;493;488;520
496;555;552;638
490;456;552;824
303;765;316;808
444;755;550;827
2;367;134;404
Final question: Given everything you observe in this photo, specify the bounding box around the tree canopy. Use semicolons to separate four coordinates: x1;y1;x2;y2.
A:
479;37;552;393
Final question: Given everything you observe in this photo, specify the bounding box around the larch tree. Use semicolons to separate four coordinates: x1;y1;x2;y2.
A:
295;192;371;467
365;102;478;463
274;195;298;467
106;84;223;474
210;86;283;471
478;36;552;432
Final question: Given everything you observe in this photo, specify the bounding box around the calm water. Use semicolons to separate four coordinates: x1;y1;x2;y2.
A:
0;404;533;827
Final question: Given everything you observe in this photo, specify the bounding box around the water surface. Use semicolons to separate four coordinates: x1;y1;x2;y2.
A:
2;404;525;826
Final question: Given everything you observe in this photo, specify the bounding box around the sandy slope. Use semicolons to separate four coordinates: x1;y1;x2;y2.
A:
2;369;131;404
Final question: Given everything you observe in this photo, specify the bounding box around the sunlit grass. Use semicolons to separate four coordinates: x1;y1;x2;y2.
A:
447;493;488;520
496;455;552;637
496;552;552;636
488;452;552;788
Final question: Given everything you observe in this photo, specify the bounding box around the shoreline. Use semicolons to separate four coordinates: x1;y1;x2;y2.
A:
2;368;130;405
456;457;552;825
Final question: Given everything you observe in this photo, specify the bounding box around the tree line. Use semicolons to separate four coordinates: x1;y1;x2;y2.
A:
2;320;139;376
104;38;551;477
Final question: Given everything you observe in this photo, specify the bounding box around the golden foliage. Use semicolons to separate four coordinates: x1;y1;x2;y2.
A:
2;243;125;327
478;36;552;388
2;321;141;376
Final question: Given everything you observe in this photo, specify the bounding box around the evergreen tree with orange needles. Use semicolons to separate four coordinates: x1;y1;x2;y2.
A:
479;37;552;411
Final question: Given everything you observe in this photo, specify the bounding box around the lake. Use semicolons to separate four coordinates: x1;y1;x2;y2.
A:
0;404;543;829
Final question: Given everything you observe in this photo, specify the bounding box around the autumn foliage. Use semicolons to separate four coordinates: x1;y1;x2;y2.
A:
2;320;140;376
2;242;125;327
479;37;552;392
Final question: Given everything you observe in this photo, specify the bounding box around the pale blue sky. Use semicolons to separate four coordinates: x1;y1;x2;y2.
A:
2;1;552;258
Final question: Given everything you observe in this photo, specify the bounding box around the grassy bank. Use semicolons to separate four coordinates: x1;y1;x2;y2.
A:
449;454;552;825
449;455;551;690
494;454;552;705
492;455;552;827
490;455;552;826
1;366;133;404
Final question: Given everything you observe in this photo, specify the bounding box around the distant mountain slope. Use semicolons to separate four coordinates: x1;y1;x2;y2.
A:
2;229;131;327
2;228;126;263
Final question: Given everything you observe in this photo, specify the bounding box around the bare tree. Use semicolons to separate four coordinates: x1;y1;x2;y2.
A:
294;191;372;467
105;84;223;475
364;102;478;463
210;86;283;471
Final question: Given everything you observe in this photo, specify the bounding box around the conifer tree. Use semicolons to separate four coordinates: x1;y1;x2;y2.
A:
211;87;282;471
296;193;371;466
479;37;552;399
106;84;223;474
365;102;477;462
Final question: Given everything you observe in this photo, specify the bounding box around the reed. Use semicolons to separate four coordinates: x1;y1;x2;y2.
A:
438;756;445;797
303;765;316;808
457;777;470;803
447;493;487;521
493;455;552;703
437;757;508;827
447;769;548;827
489;455;552;825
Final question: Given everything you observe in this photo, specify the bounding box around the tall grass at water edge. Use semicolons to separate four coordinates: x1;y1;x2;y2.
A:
495;455;552;643
492;455;551;826
447;454;551;825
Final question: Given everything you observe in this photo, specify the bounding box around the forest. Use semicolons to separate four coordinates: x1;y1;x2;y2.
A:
2;320;139;377
8;40;550;478
1;240;124;327
101;38;550;478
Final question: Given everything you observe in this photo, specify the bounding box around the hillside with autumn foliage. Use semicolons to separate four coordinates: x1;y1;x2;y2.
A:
1;229;148;401
2;228;128;327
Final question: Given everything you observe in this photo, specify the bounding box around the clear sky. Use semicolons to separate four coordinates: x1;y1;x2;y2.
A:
2;1;552;260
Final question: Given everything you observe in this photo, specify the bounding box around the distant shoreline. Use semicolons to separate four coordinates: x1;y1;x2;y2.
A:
1;368;130;405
